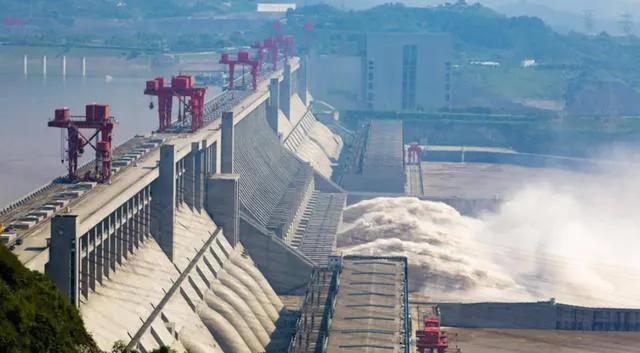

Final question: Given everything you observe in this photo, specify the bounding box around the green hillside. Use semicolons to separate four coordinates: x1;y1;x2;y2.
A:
0;243;100;353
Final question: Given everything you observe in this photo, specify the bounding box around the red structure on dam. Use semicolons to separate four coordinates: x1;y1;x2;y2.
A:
48;104;117;183
144;75;207;132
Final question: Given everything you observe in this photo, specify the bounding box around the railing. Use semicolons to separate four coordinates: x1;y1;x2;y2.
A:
314;270;339;353
0;135;143;219
0;155;98;218
287;267;340;353
0;181;58;217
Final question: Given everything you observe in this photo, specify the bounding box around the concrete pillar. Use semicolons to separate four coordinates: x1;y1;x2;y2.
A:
299;55;310;106
124;203;131;258
280;63;292;120
128;201;135;252
268;78;280;133
42;56;47;76
89;231;96;292
206;174;240;248
61;56;67;77
152;144;177;260
110;224;117;271
221;112;234;174
116;207;123;264
145;187;151;239
193;142;204;212
81;235;89;299
134;195;141;247
23;55;27;76
47;214;79;306
96;241;103;285
184;144;196;209
82;57;86;77
98;218;109;283
202;139;210;175
101;221;109;279
212;142;219;174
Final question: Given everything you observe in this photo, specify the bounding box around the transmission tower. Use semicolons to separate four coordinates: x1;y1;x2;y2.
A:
583;10;595;35
620;13;634;36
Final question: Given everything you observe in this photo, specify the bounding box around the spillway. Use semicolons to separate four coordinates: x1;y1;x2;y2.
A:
209;278;272;346
180;326;224;353
78;204;289;352
217;271;277;333
204;291;265;353
284;94;343;179
226;262;280;321
230;254;284;312
199;306;253;353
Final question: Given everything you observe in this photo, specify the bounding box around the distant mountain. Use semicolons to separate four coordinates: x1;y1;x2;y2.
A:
493;1;640;36
0;0;257;19
305;0;640;36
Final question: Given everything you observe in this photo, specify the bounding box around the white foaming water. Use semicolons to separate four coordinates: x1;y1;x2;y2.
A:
338;197;526;303
338;169;640;307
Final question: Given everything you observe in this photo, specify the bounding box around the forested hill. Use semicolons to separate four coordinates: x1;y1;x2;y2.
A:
291;2;640;83
0;243;100;353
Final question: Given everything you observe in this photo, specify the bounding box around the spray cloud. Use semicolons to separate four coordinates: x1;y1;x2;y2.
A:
338;165;640;307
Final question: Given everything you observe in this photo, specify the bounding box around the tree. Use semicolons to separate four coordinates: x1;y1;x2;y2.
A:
0;243;100;353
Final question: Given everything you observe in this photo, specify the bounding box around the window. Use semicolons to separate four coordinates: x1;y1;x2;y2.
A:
402;44;417;109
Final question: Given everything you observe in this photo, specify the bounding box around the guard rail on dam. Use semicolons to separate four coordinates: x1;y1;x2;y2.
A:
419;146;633;172
437;301;640;331
4;55;346;352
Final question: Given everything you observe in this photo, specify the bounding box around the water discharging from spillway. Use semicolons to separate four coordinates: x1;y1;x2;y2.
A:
192;255;284;353
338;168;640;308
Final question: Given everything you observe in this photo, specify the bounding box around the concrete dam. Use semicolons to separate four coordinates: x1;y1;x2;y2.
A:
0;56;347;352
6;50;639;353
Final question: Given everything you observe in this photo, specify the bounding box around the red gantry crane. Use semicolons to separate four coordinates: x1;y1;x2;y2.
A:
251;40;268;73
275;34;295;62
144;75;207;133
407;142;422;165
262;37;280;71
219;51;261;91
48;104;117;183
416;316;449;353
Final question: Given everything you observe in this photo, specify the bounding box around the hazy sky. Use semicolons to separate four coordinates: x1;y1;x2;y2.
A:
311;0;640;35
322;0;640;20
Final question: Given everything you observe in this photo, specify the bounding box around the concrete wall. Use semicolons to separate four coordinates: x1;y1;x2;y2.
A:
439;302;640;331
309;54;363;110
422;149;619;172
366;32;453;111
439;302;557;330
239;215;315;294
308;32;453;112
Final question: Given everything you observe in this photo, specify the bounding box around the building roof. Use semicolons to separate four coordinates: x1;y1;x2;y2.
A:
325;256;409;353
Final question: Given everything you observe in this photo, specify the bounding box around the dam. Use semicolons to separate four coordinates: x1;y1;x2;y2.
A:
0;53;346;352
3;45;640;353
